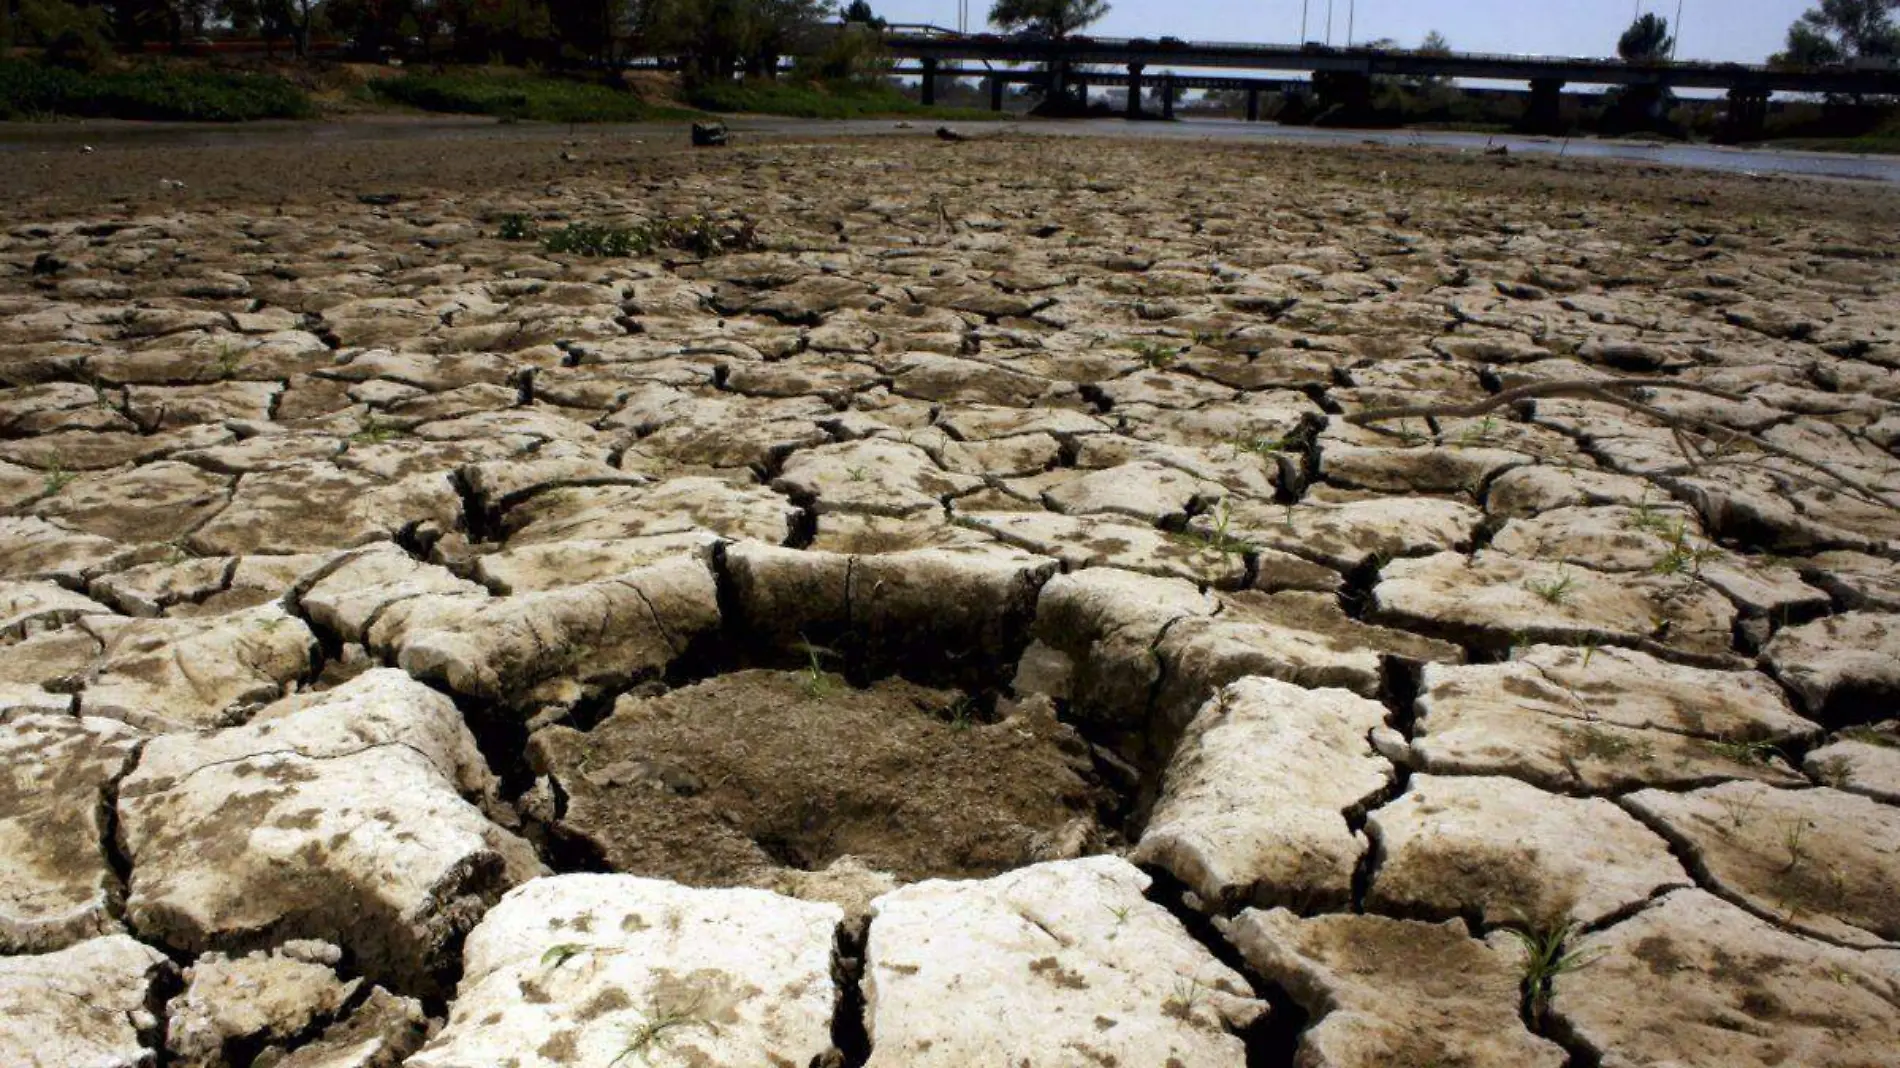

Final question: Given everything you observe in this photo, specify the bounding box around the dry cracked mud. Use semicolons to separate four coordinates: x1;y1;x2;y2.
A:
4;125;1900;1068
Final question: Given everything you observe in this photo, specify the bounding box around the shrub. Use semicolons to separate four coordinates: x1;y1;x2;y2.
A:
369;70;695;123
0;59;311;121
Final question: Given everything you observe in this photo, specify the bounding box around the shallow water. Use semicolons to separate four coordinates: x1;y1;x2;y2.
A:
3;112;1896;183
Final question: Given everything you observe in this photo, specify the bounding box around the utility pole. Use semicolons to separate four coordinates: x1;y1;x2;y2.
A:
1347;0;1355;46
1325;0;1333;45
1301;0;1308;43
1672;0;1683;58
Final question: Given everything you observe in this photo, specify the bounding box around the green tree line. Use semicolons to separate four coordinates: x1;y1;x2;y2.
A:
1;0;859;74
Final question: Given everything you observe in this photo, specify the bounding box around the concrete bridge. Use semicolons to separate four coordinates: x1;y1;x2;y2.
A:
885;28;1900;136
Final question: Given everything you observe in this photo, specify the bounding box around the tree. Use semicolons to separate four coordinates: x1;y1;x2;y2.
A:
841;0;882;27
641;0;832;79
1414;30;1453;92
986;0;1106;39
1618;12;1674;61
1772;0;1899;66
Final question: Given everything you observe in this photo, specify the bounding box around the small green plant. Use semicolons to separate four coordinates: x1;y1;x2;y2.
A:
1706;737;1783;766
497;213;536;241
1781;816;1810;873
1716;790;1762;830
612;996;713;1066
1505;920;1601;1017
1526;570;1577;606
1106;904;1132;925
1456;414;1499;445
1127;339;1180;369
351;416;404;445
1627;492;1675;535
210;342;244;380
1162;975;1206;1021
1192;329;1224;346
1226;434;1290;459
797;639;837;701
1838;726;1899;749
41;459;73;495
1652;521;1720;577
1390;420;1428;446
541;943;590;971
1564;724;1650;764
1173;501;1252;562
944;696;976;732
846;465;869;482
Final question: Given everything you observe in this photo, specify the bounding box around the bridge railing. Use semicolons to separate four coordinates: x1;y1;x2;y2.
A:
883;32;1797;76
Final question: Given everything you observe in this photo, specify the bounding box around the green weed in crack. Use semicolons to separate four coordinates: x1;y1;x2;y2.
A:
1704;737;1783;767
612;994;715;1066
1626;491;1676;536
1780;816;1811;874
797;638;839;701
210;342;245;380
41;458;73;495
1838;726;1898;749
1525;569;1576;606
1161;975;1206;1022
1455;414;1500;446
1651;521;1720;577
943;695;976;732
1127;339;1181;370
1225;434;1291;460
1716;790;1761;831
1504;919;1601;1019
1170;501;1252;564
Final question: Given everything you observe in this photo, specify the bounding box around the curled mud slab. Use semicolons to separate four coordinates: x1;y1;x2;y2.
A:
4;126;1900;1067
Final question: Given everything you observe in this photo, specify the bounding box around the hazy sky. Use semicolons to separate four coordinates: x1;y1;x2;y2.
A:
872;0;1816;64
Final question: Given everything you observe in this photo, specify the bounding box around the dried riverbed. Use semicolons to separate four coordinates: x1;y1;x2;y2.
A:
3;128;1898;1067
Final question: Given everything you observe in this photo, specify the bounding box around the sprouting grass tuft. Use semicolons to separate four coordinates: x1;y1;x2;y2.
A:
1525;569;1577;605
796;638;838;701
1705;737;1783;766
1171;501;1252;563
1651;521;1721;577
41;459;74;495
611;996;714;1066
1504;919;1601;1017
1126;339;1181;369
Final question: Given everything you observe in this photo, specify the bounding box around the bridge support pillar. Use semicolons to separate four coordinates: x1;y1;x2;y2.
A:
1126;62;1144;118
920;57;937;106
1161;73;1176;120
989;75;1003;111
1722;87;1770;142
1245;87;1260;122
1524;77;1564;134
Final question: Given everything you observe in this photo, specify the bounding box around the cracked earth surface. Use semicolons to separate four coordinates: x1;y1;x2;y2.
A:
3;128;1899;1067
